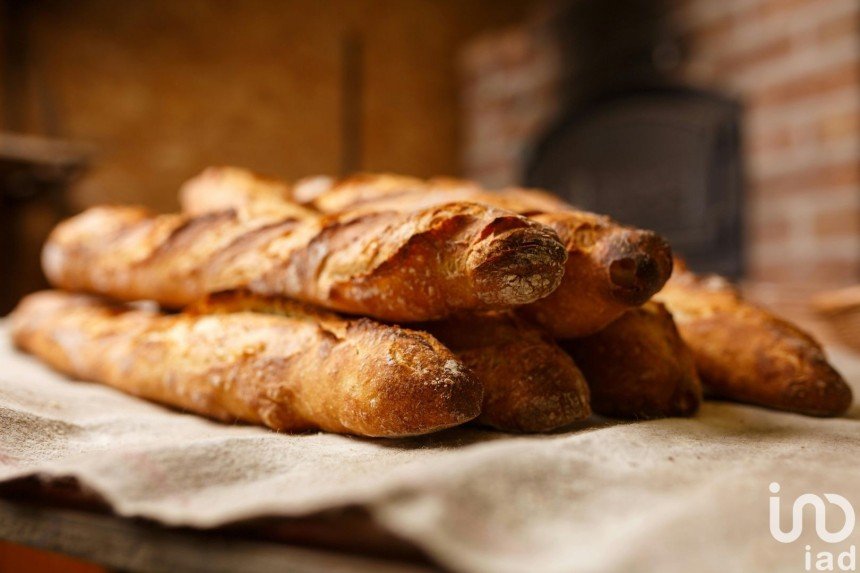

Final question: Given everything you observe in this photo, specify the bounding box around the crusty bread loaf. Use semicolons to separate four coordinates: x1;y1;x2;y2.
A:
180;166;314;222
419;313;591;432
182;168;673;337
11;290;483;437
195;291;590;432
563;301;702;419
655;264;853;417
43;199;568;321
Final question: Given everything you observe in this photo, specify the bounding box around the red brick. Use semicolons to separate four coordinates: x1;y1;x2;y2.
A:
748;262;802;284
816;109;860;143
460;34;510;75
816;10;859;43
751;258;860;285
747;61;860;108
755;0;818;21
804;259;860;283
460;28;535;76
679;12;737;53
494;28;534;69
755;160;860;196
749;215;792;242
814;209;860;237
746;125;798;155
716;36;793;75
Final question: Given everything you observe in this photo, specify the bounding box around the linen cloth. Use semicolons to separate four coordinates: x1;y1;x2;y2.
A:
1;322;858;573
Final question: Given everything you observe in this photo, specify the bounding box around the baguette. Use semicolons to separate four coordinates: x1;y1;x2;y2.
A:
180;166;314;222
11;290;483;437
562;301;702;419
655;264;853;417
43;200;568;321
420;313;591;432
183;169;673;337
205;289;593;432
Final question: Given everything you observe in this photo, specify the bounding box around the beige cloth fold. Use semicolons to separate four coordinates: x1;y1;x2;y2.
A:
1;321;858;573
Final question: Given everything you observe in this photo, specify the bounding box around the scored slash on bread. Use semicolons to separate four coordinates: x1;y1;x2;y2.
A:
42;198;568;321
11;290;483;437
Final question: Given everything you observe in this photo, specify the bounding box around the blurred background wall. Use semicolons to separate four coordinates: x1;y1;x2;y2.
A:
3;0;532;211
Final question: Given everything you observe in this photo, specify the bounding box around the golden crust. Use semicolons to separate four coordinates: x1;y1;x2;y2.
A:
563;301;702;419
521;211;673;338
655;266;853;417
277;170;673;337
43;199;567;321
180;166;314;222
197;293;590;432
420;313;591;432
11;290;483;437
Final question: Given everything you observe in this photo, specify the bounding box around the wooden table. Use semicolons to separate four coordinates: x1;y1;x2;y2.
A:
0;480;438;573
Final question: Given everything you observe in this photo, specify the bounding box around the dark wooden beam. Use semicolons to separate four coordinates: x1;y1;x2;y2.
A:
0;497;436;573
1;0;30;132
340;31;364;175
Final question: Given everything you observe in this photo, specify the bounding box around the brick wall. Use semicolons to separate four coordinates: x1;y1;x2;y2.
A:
460;0;860;286
460;17;562;189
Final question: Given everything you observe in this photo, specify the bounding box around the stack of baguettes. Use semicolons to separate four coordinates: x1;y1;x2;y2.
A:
10;167;853;437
